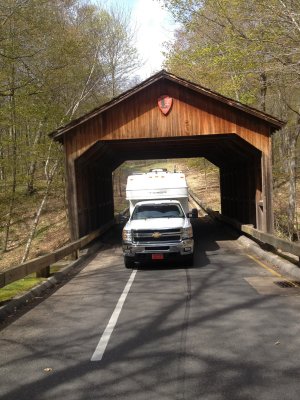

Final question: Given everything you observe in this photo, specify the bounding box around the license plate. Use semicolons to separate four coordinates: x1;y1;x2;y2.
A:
152;253;164;260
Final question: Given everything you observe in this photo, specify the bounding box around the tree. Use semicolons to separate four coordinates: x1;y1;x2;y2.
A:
162;0;300;239
98;7;140;97
0;0;141;259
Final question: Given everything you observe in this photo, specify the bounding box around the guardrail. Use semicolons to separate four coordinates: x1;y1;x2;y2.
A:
0;220;115;289
189;190;300;264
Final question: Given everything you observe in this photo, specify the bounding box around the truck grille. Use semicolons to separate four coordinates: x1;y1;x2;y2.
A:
132;228;181;243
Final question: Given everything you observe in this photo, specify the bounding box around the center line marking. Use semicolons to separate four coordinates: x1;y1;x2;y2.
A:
91;269;137;362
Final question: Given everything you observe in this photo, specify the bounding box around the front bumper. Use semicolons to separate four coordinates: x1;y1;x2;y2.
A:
122;239;194;257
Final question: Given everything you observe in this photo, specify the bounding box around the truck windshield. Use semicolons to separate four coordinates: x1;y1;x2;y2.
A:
131;204;184;220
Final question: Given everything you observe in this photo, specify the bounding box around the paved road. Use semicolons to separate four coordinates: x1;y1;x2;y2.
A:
1;218;300;400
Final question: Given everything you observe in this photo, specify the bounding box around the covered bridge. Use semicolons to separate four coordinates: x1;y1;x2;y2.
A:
50;70;284;240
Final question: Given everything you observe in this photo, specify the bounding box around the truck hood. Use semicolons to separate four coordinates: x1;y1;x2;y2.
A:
125;218;190;231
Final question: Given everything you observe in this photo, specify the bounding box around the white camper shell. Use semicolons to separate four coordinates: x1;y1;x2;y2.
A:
126;169;189;215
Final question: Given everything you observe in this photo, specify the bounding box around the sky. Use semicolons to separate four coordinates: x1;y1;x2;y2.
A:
102;0;178;79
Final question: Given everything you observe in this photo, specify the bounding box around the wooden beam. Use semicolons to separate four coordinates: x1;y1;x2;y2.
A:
261;150;274;233
66;149;79;240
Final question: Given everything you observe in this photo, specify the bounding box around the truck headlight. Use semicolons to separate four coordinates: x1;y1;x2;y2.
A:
182;226;193;239
122;229;132;241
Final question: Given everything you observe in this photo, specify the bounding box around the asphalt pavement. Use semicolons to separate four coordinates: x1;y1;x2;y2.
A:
1;218;300;400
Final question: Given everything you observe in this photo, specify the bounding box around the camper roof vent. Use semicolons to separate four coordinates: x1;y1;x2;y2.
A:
149;168;168;173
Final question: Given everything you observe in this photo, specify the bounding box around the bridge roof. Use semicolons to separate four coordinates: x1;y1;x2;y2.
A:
49;70;285;142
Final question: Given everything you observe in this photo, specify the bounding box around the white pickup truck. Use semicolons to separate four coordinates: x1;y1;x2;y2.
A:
122;199;195;268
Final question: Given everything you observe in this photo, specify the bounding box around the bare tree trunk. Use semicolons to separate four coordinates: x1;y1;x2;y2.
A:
3;146;17;252
26;129;43;195
287;144;296;239
118;168;122;197
0;146;4;181
204;158;208;192
287;132;299;240
21;171;55;262
2;11;18;253
260;72;267;112
280;121;300;241
21;152;58;263
2;95;17;252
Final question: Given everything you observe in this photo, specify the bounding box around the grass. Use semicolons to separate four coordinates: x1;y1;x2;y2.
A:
0;275;45;304
0;262;70;305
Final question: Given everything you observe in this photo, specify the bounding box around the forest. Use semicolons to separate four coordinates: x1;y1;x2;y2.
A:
0;0;299;272
161;0;300;240
0;0;140;269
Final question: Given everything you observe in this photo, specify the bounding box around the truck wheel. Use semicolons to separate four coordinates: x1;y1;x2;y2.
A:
183;254;194;267
124;256;134;269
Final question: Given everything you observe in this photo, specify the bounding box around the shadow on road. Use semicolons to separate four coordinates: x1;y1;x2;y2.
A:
2;217;299;400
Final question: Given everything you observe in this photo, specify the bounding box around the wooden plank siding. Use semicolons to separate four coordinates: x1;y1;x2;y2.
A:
65;80;272;159
50;71;284;239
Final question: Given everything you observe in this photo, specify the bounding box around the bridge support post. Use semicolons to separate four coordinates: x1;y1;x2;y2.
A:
66;156;79;241
261;152;274;234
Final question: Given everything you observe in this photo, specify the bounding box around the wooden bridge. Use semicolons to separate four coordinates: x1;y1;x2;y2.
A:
49;70;284;239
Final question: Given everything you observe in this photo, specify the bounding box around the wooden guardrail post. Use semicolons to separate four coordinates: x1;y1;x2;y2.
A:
71;250;80;260
34;251;51;278
36;266;50;278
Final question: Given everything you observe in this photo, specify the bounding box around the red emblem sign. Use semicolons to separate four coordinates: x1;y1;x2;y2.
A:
158;95;173;115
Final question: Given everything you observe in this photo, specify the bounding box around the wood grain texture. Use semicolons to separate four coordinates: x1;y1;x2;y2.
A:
65;80;272;162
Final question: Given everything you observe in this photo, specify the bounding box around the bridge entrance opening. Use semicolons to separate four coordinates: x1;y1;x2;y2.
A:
112;158;221;217
112;158;221;216
74;134;261;237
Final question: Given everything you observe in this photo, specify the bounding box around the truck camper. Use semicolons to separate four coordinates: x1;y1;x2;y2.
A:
125;169;189;215
122;169;197;268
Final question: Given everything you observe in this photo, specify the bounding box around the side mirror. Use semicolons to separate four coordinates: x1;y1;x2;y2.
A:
187;208;198;218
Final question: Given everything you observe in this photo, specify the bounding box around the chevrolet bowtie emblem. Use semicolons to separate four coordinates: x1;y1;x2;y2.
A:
152;232;161;239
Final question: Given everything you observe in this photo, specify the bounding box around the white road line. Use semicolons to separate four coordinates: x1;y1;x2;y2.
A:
91;269;137;362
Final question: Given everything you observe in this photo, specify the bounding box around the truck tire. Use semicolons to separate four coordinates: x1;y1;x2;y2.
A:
124;256;134;269
183;254;194;267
